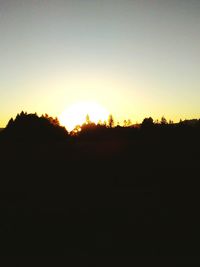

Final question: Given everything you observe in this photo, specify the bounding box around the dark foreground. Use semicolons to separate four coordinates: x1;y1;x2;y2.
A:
0;126;199;266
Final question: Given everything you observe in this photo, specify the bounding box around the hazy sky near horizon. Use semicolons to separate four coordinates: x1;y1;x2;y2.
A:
0;0;200;127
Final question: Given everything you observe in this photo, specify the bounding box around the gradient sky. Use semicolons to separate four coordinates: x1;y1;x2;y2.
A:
0;0;200;127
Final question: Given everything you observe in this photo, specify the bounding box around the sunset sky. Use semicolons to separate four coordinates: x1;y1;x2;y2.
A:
0;0;199;128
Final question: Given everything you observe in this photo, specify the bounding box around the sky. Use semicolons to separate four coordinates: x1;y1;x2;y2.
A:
0;0;200;127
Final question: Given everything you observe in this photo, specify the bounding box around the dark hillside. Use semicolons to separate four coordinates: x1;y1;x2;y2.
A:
0;115;199;266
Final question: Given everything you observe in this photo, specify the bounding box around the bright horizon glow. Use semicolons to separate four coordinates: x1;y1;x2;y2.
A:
59;101;109;131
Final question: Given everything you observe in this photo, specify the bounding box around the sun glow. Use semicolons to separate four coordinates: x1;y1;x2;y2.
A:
59;101;109;131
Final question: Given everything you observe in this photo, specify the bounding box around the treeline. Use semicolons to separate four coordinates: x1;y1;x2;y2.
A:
0;111;200;142
1;111;67;141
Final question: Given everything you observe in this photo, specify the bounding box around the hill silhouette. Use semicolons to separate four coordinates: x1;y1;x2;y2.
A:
0;112;199;266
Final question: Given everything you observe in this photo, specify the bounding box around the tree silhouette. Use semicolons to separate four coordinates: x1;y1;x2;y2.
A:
108;114;114;128
6;118;14;128
141;117;154;128
161;116;167;125
4;112;68;141
86;114;91;124
124;119;132;127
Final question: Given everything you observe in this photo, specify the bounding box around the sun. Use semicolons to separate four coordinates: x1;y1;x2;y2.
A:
59;101;109;131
